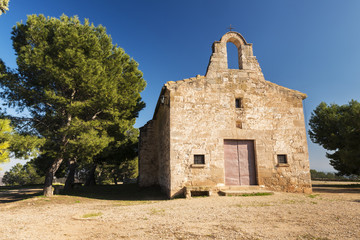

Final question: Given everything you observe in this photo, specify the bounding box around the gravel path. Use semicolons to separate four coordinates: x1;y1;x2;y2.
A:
0;184;359;240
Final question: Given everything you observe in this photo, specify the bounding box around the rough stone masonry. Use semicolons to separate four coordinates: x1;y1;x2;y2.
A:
139;31;312;198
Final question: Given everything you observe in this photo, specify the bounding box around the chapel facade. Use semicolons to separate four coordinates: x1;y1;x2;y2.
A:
138;31;312;198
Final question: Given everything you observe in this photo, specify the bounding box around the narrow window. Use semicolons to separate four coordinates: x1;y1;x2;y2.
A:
194;155;205;165
235;98;242;108
277;154;287;164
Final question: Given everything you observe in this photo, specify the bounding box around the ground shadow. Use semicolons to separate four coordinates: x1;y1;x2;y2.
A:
62;184;167;201
312;184;360;194
0;186;43;203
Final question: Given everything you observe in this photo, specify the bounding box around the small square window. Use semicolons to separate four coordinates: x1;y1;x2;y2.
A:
235;98;242;108
194;155;205;165
277;154;287;164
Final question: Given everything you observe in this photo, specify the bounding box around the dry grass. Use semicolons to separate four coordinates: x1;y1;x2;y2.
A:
0;182;359;239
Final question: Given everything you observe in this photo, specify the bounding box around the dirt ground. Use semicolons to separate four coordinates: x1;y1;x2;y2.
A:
0;181;359;240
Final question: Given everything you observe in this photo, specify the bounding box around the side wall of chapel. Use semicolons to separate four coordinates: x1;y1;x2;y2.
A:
138;89;171;197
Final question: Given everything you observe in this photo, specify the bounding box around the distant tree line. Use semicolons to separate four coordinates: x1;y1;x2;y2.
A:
2;162;43;186
1;157;138;186
310;169;360;181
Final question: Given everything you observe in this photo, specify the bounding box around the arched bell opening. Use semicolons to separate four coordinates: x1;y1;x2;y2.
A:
226;37;243;69
227;42;240;69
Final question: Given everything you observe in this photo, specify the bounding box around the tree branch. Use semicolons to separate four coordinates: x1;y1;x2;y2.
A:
91;111;102;120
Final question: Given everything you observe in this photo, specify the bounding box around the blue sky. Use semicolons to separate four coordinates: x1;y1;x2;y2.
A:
0;0;359;173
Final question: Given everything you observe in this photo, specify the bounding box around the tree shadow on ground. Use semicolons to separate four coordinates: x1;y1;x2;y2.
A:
0;186;43;203
62;184;168;201
312;184;360;194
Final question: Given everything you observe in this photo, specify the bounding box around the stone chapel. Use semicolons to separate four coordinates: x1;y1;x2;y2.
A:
138;31;312;198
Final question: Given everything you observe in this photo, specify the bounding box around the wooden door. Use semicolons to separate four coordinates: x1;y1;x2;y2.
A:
224;140;256;185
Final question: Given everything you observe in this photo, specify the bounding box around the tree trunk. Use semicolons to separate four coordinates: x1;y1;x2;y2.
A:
44;110;72;197
112;169;118;185
64;159;77;192
85;164;97;186
43;157;64;197
113;175;118;185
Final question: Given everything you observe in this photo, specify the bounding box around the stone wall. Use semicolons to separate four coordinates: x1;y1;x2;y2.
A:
154;89;171;196
138;120;158;187
138;88;171;197
166;72;311;196
206;31;262;77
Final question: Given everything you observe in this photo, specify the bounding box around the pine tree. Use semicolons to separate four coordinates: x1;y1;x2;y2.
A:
0;14;146;196
309;100;360;176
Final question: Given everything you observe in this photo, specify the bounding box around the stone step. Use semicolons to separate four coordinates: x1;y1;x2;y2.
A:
219;185;267;191
218;189;274;197
184;185;274;198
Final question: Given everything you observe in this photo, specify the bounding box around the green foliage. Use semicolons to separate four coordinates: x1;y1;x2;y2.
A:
309;100;360;175
0;0;9;15
2;162;44;186
0;119;12;167
32;152;67;178
0;119;42;170
94;126;139;185
0;14;146;187
8;133;45;159
120;156;138;179
96;157;138;185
